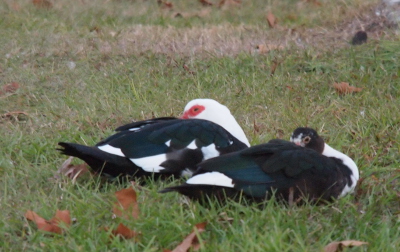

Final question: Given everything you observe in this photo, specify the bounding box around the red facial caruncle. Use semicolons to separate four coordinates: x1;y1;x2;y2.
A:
181;105;205;119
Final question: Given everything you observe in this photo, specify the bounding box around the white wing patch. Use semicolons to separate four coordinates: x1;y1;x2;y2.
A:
164;140;197;150
128;127;141;131
130;153;167;173
98;144;125;157
186;140;197;150
187;171;234;188
201;144;220;160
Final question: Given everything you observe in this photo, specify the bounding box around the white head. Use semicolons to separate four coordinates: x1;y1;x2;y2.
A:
181;99;250;147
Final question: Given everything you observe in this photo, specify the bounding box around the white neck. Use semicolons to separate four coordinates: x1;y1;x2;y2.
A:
213;113;250;147
322;143;359;196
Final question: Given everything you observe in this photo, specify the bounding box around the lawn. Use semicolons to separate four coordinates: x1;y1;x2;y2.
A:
1;0;399;251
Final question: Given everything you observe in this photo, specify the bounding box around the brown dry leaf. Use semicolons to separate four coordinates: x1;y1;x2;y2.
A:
266;12;277;28
110;223;140;240
169;222;207;252
256;44;269;54
324;240;368;252
56;156;91;181
113;187;139;220
63;163;90;180
333;82;363;95
199;0;213;6
256;44;284;54
52;210;71;228
157;0;173;9
0;82;20;95
32;0;53;8
25;210;71;234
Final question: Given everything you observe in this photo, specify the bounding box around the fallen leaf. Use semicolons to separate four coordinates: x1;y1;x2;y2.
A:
157;0;173;8
333;82;363;95
169;222;207;252
256;44;269;54
25;210;71;234
32;0;53;8
324;240;368;252
113;187;139;220
266;12;276;28
56;157;91;181
110;223;140;240
0;82;20;95
52;210;71;227
199;0;213;6
255;44;284;54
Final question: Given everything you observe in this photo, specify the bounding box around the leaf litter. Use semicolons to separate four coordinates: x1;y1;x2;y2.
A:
165;222;207;252
324;240;368;252
0;82;20;96
55;156;91;182
105;185;141;240
113;186;140;220
333;82;363;94
25;210;71;234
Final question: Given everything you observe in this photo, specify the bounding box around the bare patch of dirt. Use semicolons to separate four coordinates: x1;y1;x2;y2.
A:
104;3;398;57
10;2;397;59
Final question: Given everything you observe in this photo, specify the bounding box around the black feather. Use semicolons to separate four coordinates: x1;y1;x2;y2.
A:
58;118;248;179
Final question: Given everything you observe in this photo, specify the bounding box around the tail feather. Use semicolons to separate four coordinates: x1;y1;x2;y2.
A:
57;142;142;178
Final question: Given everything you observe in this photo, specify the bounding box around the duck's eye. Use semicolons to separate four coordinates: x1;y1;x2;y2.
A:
304;136;311;143
193;107;199;112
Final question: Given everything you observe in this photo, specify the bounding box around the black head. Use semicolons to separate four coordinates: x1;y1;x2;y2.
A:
290;127;325;154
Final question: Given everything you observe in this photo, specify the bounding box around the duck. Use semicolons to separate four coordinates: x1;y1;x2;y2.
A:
160;127;359;203
57;99;250;179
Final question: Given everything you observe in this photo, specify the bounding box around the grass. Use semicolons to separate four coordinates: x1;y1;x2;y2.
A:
1;0;400;251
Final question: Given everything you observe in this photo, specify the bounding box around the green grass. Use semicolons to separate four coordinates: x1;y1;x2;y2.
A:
1;0;400;251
